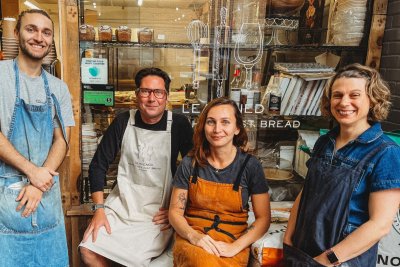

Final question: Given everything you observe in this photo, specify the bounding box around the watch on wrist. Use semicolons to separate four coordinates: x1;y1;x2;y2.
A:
325;248;340;266
91;204;105;211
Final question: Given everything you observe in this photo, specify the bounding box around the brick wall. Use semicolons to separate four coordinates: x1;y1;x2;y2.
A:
380;0;400;131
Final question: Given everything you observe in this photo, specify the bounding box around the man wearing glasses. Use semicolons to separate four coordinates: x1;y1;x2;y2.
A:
79;68;193;266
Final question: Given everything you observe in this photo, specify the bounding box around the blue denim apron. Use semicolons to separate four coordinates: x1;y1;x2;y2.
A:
284;143;383;267
0;60;69;267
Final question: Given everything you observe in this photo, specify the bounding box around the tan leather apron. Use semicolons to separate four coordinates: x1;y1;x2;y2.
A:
173;155;251;267
81;110;173;267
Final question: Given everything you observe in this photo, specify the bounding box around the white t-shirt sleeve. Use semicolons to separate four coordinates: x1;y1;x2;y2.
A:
53;81;75;128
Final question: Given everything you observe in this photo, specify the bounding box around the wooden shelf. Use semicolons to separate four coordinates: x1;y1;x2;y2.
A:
66;204;94;216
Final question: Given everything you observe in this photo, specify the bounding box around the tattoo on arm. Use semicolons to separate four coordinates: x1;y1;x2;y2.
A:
178;193;187;210
244;224;255;234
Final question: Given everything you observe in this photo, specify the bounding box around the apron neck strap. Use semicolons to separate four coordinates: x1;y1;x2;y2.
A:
190;161;199;184
233;153;251;191
354;143;390;170
166;111;172;131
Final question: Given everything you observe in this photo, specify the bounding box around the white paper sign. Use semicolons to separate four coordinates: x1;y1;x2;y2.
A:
81;58;108;84
377;209;400;267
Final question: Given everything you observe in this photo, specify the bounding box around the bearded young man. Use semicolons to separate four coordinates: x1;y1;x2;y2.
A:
0;9;74;266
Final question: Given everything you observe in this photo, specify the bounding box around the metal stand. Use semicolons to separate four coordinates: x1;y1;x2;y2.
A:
265;18;299;45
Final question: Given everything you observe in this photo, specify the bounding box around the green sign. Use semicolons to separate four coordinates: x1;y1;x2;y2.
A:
83;84;114;106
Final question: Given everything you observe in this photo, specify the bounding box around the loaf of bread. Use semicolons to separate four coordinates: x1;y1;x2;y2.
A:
79;24;95;41
99;25;113;42
138;28;153;43
116;26;131;42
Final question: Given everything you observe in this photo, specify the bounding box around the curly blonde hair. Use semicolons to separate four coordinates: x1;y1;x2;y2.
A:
320;63;391;121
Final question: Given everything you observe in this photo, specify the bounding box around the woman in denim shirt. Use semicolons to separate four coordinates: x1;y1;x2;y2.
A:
283;63;400;267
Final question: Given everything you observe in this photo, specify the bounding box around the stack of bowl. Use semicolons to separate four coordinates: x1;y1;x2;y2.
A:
266;0;305;17
42;43;57;65
1;38;19;59
1;18;19;59
331;0;367;46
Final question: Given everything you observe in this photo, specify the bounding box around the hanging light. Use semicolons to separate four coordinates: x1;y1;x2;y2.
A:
138;0;143;6
24;0;41;9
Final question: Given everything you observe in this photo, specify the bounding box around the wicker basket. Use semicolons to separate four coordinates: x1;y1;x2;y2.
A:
264;168;294;181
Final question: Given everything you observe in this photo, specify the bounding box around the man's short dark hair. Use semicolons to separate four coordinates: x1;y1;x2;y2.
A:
134;68;171;93
15;9;54;33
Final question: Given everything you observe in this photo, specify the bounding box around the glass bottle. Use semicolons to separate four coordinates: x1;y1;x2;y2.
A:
230;64;242;107
252;67;262;109
267;74;281;115
239;65;253;111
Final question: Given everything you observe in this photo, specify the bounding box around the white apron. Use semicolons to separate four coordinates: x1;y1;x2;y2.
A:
80;110;174;267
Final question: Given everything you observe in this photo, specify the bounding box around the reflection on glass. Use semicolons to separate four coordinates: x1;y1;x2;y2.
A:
234;22;263;89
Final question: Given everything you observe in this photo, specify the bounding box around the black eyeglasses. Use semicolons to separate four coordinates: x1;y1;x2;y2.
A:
136;88;167;99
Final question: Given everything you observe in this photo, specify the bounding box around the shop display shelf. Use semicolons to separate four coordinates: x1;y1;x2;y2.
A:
80;41;195;49
79;40;366;52
265;44;367;51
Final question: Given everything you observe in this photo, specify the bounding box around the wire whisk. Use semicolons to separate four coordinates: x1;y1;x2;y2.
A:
187;20;208;90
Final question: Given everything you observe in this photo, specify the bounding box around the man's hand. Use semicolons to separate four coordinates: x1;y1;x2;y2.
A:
27;166;57;192
153;207;171;231
188;232;220;256
82;208;111;243
15;185;43;217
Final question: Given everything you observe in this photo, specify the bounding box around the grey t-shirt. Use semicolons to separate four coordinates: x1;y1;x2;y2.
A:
173;148;269;209
0;60;75;136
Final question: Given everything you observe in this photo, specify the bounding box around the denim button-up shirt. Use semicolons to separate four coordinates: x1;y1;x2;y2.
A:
307;122;400;233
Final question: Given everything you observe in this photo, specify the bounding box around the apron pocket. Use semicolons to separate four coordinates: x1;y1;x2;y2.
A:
283;243;325;267
36;180;62;230
0;180;61;234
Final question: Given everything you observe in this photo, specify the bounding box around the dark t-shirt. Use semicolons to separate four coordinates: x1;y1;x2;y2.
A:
173;148;269;209
89;110;193;193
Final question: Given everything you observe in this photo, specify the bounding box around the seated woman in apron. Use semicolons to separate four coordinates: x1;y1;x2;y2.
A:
283;63;400;267
169;97;271;267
